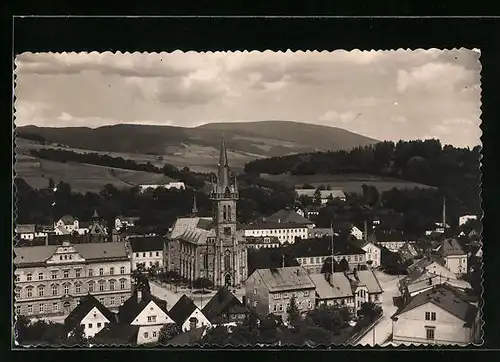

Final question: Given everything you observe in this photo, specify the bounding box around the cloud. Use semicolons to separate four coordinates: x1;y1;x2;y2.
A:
14;50;482;147
397;62;475;93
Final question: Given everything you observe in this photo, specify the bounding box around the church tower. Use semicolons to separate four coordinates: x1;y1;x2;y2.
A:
209;132;241;287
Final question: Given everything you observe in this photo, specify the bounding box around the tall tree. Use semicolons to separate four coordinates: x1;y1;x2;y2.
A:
286;296;301;327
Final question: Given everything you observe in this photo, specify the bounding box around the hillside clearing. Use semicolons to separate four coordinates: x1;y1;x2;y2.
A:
260;173;435;194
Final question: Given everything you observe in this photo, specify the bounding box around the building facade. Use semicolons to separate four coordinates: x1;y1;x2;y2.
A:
243;223;311;244
14;241;132;318
129;237;165;271
166;135;248;288
245;266;316;322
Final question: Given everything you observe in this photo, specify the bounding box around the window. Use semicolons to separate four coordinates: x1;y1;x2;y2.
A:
120;266;125;274
283;292;288;299
374;294;379;302
27;273;32;281
37;286;44;297
274;293;280;299
431;312;436;321
149;252;152;257
15;274;20;282
88;323;93;328
99;268;104;276
64;284;70;295
425;312;431;321
156;252;159;257
110;297;115;306
39;304;44;313
147;316;157;323
97;322;102;328
144;332;149;339
110;267;115;275
38;272;44;280
88;269;93;277
99;280;105;291
426;327;435;340
89;282;95;292
52;302;58;312
304;291;310;297
15;305;20;315
278;304;283;311
63;270;69;278
109;280;115;291
75;269;81;278
308;300;312;308
273;304;277;312
27;304;33;314
99;297;104;305
75;283;81;294
121;296;126;304
52;284;58;296
153;331;157;338
27;287;33;298
143;253;146;257
120;279;126;290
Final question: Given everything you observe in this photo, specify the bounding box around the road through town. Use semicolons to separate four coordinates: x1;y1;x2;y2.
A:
356;271;401;346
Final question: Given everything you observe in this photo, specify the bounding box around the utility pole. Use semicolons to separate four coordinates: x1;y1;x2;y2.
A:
330;222;334;280
373;324;376;346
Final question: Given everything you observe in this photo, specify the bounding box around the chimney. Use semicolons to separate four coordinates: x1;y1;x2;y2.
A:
137;289;142;303
278;218;281;224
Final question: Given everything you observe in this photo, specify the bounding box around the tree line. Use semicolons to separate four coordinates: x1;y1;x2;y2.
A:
244;139;481;214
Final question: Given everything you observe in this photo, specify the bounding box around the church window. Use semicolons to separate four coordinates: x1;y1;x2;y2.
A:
227;205;232;219
224;250;231;270
223;205;227;221
203;254;209;270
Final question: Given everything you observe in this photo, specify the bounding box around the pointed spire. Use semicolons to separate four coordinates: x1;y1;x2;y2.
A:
192;193;198;216
217;131;230;190
92;209;99;219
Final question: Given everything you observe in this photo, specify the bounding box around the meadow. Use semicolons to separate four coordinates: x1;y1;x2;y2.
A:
260;173;435;194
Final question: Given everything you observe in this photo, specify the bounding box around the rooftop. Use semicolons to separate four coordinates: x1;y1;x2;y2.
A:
309;273;353;299
254;266;315;292
244;222;311;230
201;287;250;324
392;284;478;326
65;294;117;331
118;289;170;324
285;236;366;258
168;294;199;325
263;209;314;225
442;238;466;257
348;270;384;294
129;236;165;252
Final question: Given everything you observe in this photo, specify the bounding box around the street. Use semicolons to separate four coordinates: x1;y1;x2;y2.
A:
356;270;402;346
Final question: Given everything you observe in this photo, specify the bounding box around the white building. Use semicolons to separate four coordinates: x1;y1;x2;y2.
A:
243;222;312;244
115;216;140;231
118;289;176;345
245;236;281;250
139;182;186;193
459;215;478;226
168;294;211;332
391;284;481;345
359;240;381;268
441;239;468;275
15;224;49;240
129;237;165;271
54;215;80;235
64;294;117;338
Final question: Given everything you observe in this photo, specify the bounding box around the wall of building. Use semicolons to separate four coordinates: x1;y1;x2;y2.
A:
180;309;212;333
392;302;473;345
131;250;164;271
444;255;467;275
245;272;271;318
80;306;112;338
269;288;316;322
243;227;309;244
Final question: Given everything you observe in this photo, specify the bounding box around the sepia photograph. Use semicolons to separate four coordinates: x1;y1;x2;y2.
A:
13;49;482;347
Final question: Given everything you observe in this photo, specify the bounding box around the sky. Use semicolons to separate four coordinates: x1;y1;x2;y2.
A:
14;49;482;148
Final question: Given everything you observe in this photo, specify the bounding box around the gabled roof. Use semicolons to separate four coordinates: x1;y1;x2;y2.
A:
118;290;169;324
392;284;478;326
201;287;250;324
65;294;116;331
60;215;76;224
168;295;199;325
129;236;165;252
254;266;315;293
309;273;353;299
442;238;466;257
15;224;36;233
264;209;313;225
244;222;311;230
167;326;207;346
350;270;383;294
91;324;140;346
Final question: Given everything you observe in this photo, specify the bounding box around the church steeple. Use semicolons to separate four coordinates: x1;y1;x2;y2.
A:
92;209;99;221
217;131;230;191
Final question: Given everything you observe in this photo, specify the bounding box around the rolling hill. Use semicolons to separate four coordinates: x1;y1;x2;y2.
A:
16;121;379;170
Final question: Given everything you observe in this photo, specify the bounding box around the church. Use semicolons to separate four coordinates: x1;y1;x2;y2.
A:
165;134;248;288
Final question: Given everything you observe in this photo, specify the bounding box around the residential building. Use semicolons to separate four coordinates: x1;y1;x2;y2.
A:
243;222;312;244
15;224;49;241
201;287;251;327
166;135;247;288
168;294;211;332
290;236;367;273
245;266;316;322
64;294;117;338
308;228;334;239
245;236;281;250
263;209;315;227
295;189;347;204
359;240;381;268
303;206;320;219
459;215;478;227
309;272;355;310
391;284;481;345
117;289;175;345
407;256;457;281
346;269;384;307
129;236;165;271
398;242;419;263
369;230;414;252
441;239;468;275
115;216;141;231
139;182;186;193
14;241;132;318
54;215;80;235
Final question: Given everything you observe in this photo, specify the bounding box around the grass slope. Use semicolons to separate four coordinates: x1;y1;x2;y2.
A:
16;121;378;171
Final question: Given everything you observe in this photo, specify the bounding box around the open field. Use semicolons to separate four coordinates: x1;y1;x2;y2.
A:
260;173;435;194
14;158;176;193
